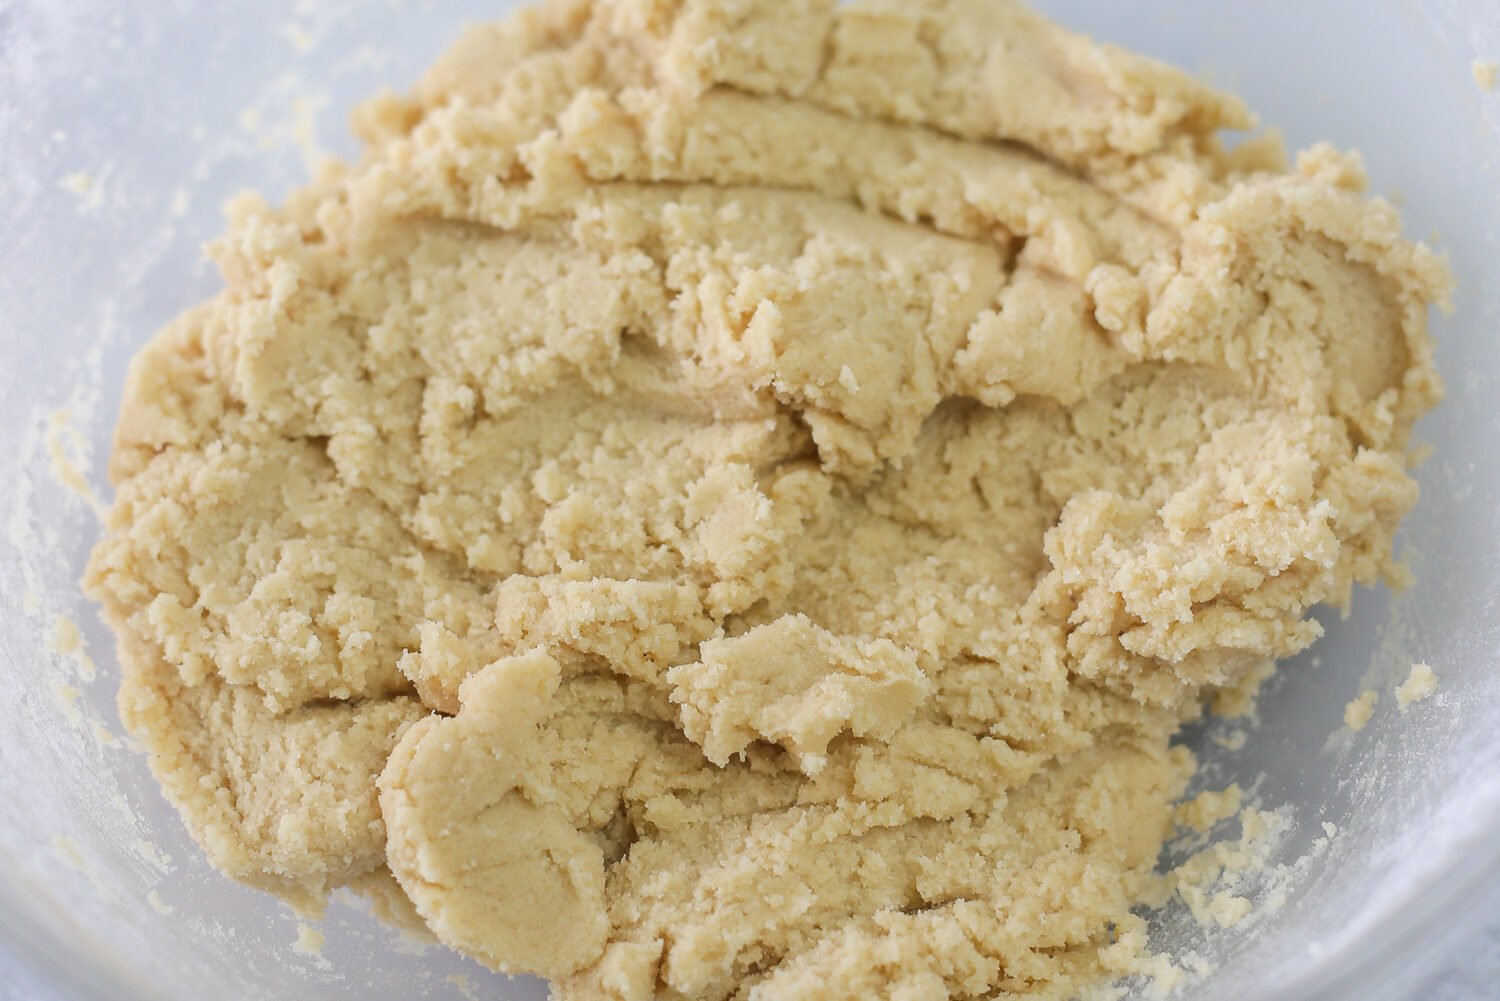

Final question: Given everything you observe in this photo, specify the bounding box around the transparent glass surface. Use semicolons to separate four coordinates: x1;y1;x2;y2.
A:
2;2;1498;998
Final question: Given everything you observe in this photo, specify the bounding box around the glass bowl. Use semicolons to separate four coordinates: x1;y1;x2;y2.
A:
2;1;1498;998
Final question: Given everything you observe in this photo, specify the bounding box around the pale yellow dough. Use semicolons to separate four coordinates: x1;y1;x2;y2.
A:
1344;689;1379;732
84;0;1449;997
1396;662;1439;711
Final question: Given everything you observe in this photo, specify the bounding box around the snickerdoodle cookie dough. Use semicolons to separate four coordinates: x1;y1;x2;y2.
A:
84;0;1449;996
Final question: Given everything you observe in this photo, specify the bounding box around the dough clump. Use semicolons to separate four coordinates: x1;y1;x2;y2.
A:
85;0;1448;996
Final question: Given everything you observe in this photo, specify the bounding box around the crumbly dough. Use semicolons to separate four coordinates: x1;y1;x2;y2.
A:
1174;785;1244;836
84;0;1449;997
1344;689;1379;731
1396;662;1439;711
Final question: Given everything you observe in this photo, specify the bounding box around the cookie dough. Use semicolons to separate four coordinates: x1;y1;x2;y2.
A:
1396;662;1439;711
84;0;1449;997
1344;689;1379;732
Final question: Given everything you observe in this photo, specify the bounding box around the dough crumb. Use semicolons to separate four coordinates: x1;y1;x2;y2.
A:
45;409;103;512
1396;662;1438;711
1198;891;1253;929
1160;806;1293;931
1344;689;1378;731
49;616;82;656
146;889;174;915
52;682;82;724
48;615;97;682
293;922;325;955
132;839;173;872
1174;785;1244;834
1474;59;1498;91
90;720;122;748
446;974;483;1001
